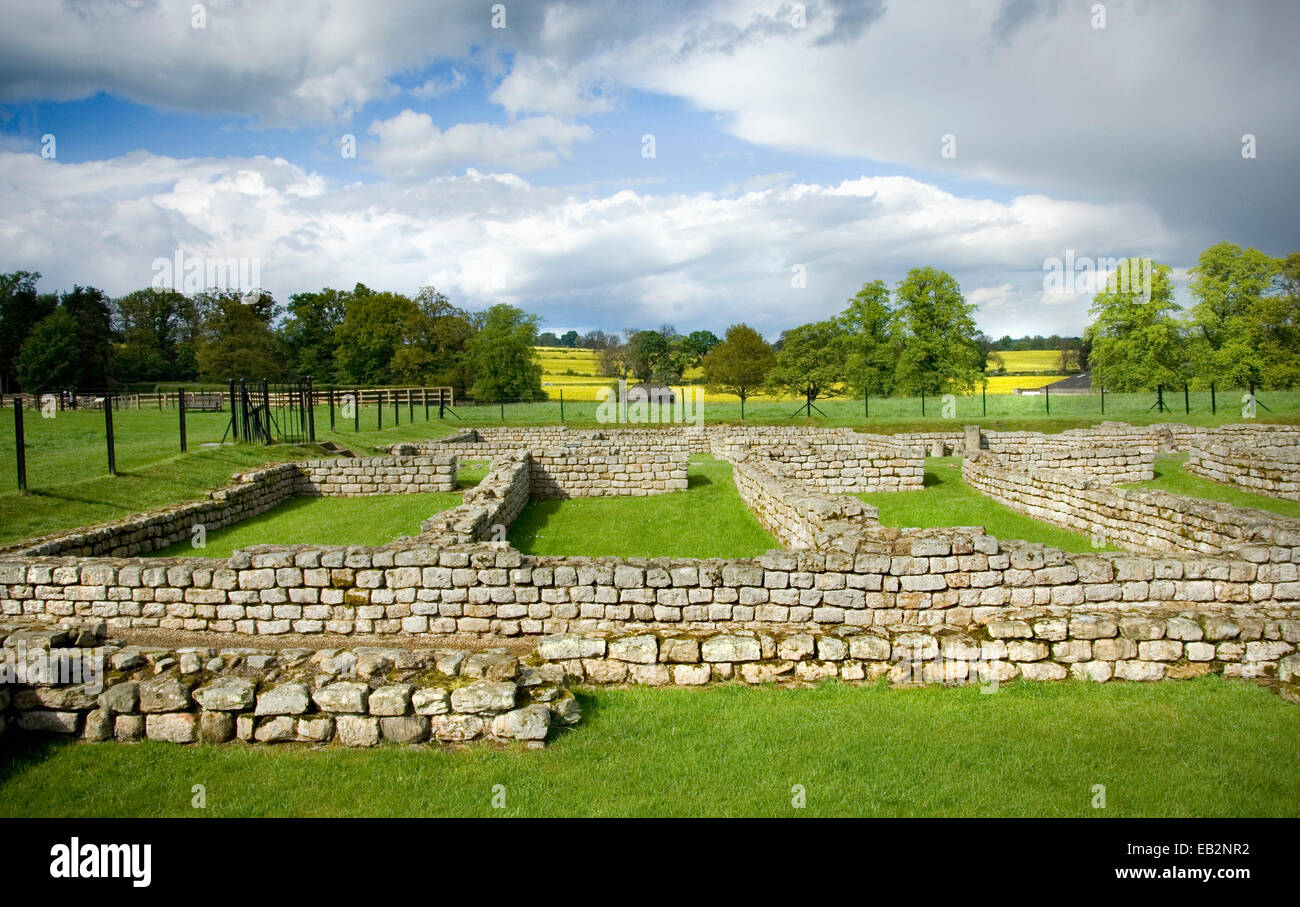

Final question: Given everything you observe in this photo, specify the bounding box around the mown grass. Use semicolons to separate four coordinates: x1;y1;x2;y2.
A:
509;454;778;558
856;457;1110;552
1124;454;1300;520
152;493;464;558
0;677;1295;818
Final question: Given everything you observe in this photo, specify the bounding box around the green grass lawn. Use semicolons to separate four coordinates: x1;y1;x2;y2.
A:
1124;454;1300;520
856;457;1109;553
509;455;778;558
153;492;464;558
0;677;1294;817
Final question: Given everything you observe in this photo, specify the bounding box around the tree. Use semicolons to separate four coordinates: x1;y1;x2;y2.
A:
467;304;545;401
60;285;115;389
335;285;418;385
891;267;984;395
390;287;475;390
0;271;56;392
194;290;284;381
16;308;82;391
1256;252;1300;388
702;324;774;417
115;287;199;382
836;280;898;396
537;332;560;347
627;330;673;382
560;330;579;348
1186;243;1282;389
766;319;848;416
683;330;722;367
1084;260;1184;392
279;287;349;383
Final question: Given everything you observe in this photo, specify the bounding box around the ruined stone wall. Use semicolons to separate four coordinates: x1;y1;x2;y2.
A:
0;618;579;746
979;447;1154;483
728;452;876;549
964;455;1300;556
296;456;457;496
533;611;1300;687
712;439;924;493
419;453;531;543
1186;440;1300;501
527;446;689;498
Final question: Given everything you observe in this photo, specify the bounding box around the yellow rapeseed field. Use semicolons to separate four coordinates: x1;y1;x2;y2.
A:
534;346;1068;400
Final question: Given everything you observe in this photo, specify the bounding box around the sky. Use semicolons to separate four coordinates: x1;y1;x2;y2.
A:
0;0;1296;341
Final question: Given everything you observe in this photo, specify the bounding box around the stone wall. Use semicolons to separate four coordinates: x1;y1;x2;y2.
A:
975;447;1154;484
296;456;457;496
532;610;1300;688
964;454;1300;556
729;452;877;549
528;446;689;498
419;453;531;543
0;618;578;746
713;439;924;493
1;455;460;561
1187;440;1300;501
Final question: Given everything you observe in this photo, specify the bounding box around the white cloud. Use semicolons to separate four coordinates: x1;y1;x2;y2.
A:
0;150;1173;337
365;110;594;179
410;69;467;99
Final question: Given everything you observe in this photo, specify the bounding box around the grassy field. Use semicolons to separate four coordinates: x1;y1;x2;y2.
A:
0;677;1294;817
4;398;1300;548
1125;454;1300;520
153;492;464;557
510;455;778;557
857;457;1110;552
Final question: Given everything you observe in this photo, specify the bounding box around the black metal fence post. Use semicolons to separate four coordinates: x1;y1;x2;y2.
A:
981;384;986;417
1100;386;1105;414
228;379;238;441
921;388;926;417
1184;382;1190;414
178;388;187;452
1211;381;1216;414
1045;384;1050;414
560;389;565;422
104;395;117;475
378;391;383;430
261;379;272;444
353;388;359;432
393;391;399;426
307;377;316;442
13;398;26;491
424;388;429;421
407;388;413;422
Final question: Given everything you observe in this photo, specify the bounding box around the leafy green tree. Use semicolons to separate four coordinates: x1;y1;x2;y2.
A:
279;287;349;383
467;304;544;401
683;329;722;367
1185;243;1282;389
766;319;848;416
1256;252;1300;388
1084;260;1184;392
627;330;673;382
0;271;56;392
891;268;983;395
335;285;418;385
16;308;82;390
560;330;579;348
702;324;774;417
836;280;898;396
60;285;115;389
537;332;560;346
114;287;198;382
390;287;475;390
194;290;284;381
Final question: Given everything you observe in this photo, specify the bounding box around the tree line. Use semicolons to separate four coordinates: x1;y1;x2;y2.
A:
2;240;1295;403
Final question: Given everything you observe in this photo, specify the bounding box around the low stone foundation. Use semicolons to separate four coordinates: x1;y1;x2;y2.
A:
0;618;579;747
1187;440;1300;501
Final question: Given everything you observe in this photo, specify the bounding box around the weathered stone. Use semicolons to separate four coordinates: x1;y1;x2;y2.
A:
254;715;297;742
312;681;369;714
98;681;140;715
659;637;700;663
254;683;311;716
336;715;380;747
461;652;519;681
138;677;190;713
82;708;113;741
412;687;451;715
608;635;658;664
367;684;414;716
146;712;197;743
848;635;891;661
380;716;430;744
1114;660;1166;682
114;714;145;741
552;693;582;725
433;713;485;741
491;704;551;741
200;711;236;743
538;634;606;660
701;635;761;663
450;680;517;715
297;716;334;742
777;634;816;661
193;676;256;712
